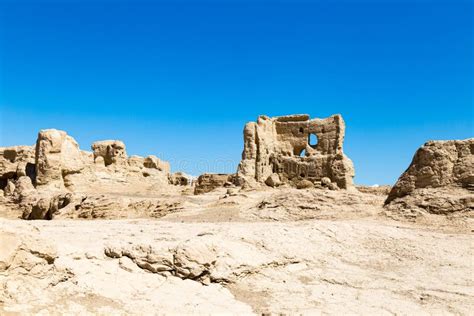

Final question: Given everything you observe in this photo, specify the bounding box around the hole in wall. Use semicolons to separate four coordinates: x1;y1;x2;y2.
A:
299;149;306;157
299;127;304;134
309;134;318;147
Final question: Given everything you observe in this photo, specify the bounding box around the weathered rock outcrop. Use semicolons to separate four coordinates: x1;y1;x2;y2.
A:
386;139;473;203
35;129;86;190
385;139;473;216
238;114;354;189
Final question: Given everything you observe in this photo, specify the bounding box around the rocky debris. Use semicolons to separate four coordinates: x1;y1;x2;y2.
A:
237;114;355;189
385;139;473;216
194;173;234;195
91;140;127;166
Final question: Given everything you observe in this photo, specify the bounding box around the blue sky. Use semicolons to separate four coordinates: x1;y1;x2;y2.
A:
0;0;472;184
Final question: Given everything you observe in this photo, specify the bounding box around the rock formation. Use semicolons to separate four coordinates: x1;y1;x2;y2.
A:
385;139;473;215
237;114;354;189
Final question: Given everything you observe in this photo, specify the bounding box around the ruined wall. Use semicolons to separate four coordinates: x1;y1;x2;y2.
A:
194;173;233;195
237;114;354;189
1;129;174;194
0;146;35;190
0;129;178;219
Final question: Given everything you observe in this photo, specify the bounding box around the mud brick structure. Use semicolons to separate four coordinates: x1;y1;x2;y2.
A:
238;114;354;189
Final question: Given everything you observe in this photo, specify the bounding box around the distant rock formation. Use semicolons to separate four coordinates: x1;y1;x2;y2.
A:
92;140;128;166
385;139;473;215
237;114;354;189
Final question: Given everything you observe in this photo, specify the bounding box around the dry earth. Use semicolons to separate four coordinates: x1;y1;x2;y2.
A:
1;187;473;315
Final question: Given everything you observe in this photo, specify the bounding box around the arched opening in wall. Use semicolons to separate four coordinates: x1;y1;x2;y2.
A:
299;149;307;157
309;134;318;148
26;163;36;183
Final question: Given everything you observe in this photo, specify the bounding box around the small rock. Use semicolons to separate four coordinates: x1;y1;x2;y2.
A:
296;180;314;189
4;180;15;196
321;177;331;186
226;188;238;196
265;173;281;187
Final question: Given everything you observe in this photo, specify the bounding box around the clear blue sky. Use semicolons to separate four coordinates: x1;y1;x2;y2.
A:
0;0;472;185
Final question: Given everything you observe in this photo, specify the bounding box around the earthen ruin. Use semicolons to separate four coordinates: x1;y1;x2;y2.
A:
384;138;474;215
0;129;178;219
194;173;235;195
237;114;354;189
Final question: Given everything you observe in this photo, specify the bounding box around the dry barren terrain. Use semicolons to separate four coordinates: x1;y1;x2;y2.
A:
1;187;473;315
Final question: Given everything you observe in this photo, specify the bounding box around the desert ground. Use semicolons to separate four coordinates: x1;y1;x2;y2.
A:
1;185;473;315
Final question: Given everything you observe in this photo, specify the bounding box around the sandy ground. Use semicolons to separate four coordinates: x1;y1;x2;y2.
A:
1;187;473;315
